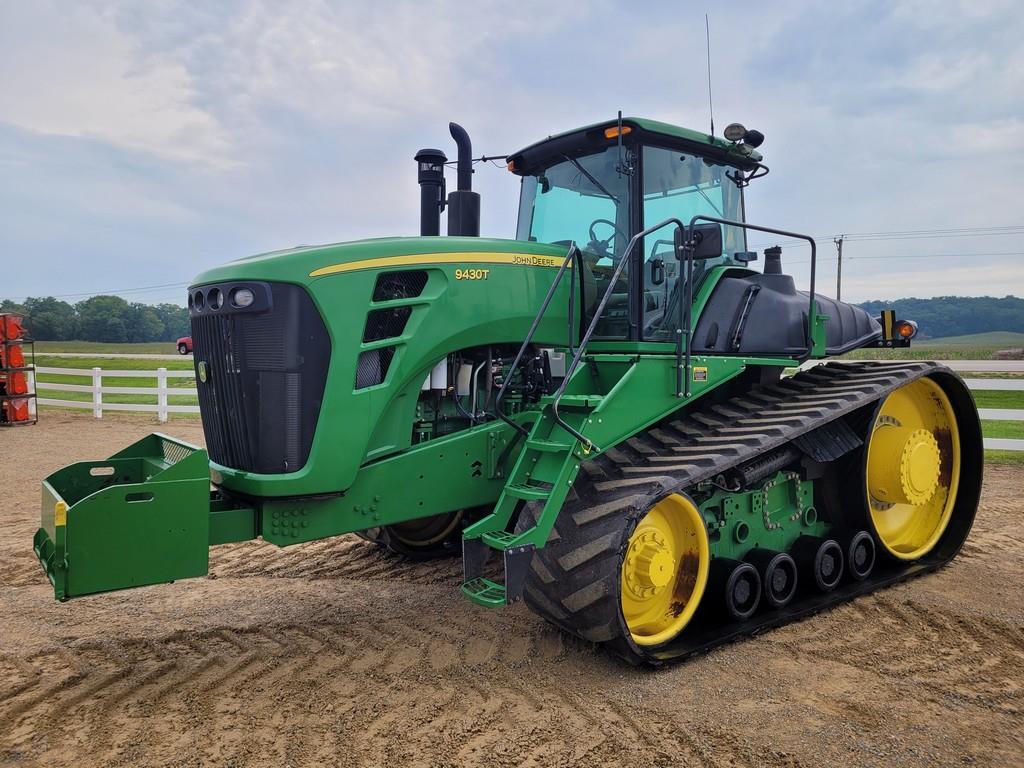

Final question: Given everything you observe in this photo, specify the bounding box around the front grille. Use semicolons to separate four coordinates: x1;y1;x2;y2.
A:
191;282;330;474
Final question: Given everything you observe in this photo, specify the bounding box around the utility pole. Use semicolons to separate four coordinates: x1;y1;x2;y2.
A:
834;235;844;301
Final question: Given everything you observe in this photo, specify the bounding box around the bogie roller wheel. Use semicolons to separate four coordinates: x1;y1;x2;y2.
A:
357;510;466;559
793;536;844;592
745;548;798;608
846;530;876;581
709;558;761;620
864;376;966;561
516;485;710;664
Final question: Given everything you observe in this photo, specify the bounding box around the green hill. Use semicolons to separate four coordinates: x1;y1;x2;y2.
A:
916;331;1024;348
857;296;1023;339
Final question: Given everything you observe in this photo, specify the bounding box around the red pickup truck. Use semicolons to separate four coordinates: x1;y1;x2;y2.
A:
176;336;193;355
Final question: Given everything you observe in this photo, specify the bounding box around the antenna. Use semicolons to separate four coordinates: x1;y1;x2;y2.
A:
705;14;715;136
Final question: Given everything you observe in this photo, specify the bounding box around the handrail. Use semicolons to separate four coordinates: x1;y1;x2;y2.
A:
493;244;582;437
497;215;819;450
680;216;818;397
551;217;689;452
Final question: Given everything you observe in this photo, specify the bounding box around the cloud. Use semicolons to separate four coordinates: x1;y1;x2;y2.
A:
840;262;1024;303
0;1;231;165
1;0;1022;306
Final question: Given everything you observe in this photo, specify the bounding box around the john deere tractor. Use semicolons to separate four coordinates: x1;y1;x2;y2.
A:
33;117;982;664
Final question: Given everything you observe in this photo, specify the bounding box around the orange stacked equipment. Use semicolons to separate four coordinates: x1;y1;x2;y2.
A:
0;312;37;426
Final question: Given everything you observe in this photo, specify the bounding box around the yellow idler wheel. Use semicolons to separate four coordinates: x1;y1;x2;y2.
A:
620;494;710;646
865;377;961;560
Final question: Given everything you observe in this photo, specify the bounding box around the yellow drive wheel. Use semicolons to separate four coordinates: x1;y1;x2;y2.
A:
865;377;961;561
621;494;710;647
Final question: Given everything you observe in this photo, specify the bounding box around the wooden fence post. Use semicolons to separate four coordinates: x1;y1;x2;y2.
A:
27;369;37;417
92;367;102;419
157;367;168;423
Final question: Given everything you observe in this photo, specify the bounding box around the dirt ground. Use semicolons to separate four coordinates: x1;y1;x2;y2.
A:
1;413;1022;768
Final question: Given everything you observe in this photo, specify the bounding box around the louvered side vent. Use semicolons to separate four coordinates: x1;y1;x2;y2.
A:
355;347;395;389
363;307;411;343
372;270;428;301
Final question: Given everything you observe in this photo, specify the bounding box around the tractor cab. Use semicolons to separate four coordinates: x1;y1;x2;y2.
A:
508;117;764;343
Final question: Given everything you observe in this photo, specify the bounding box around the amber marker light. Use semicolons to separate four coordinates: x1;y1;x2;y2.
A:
895;320;918;339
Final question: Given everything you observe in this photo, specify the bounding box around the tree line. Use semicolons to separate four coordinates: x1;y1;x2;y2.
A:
857;295;1024;340
0;293;1020;344
0;296;190;343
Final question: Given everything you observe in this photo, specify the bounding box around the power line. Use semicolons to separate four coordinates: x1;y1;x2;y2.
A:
9;224;1024;302
847;256;1024;264
781;250;1024;263
749;225;1024;250
7;281;189;302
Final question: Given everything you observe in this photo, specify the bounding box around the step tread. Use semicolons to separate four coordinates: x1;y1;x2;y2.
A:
505;483;552;500
460;577;507;608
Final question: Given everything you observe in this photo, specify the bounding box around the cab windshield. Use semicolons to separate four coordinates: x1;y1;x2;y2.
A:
516;146;634;338
515;141;748;342
515;145;630;263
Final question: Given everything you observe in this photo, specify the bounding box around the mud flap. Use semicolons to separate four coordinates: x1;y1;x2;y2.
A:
33;434;211;600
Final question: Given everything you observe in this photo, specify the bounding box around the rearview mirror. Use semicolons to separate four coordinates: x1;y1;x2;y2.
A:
674;223;723;261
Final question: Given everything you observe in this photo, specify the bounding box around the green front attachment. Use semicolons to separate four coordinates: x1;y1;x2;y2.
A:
33;434;212;601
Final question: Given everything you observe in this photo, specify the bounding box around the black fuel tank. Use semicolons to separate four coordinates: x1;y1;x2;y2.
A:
692;271;880;356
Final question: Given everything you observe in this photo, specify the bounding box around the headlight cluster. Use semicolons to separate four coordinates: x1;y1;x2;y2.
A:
188;283;267;315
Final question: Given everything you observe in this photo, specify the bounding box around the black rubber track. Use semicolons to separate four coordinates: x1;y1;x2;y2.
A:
516;361;984;665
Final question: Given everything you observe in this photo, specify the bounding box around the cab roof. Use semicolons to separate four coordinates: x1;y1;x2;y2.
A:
507;116;763;176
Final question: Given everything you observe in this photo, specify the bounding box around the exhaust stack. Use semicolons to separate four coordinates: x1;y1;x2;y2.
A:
446;122;480;237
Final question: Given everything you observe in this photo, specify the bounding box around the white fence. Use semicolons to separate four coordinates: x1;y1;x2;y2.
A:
33;366;199;423
29;362;1024;449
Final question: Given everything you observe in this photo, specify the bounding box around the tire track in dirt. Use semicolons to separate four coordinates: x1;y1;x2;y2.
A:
3;417;1023;767
762;592;1024;712
0;610;783;768
0;606;559;748
208;534;462;584
960;526;1024;561
1;552;48;589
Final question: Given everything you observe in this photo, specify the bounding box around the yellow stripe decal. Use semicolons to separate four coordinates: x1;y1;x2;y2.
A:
309;251;564;278
54;501;68;528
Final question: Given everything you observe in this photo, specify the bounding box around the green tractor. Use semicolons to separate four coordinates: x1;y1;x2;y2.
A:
33;117;983;664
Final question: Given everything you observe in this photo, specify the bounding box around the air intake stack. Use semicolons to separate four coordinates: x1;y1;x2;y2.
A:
414;147;447;236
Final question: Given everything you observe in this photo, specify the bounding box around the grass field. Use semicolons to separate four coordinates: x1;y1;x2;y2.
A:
917;331;1024;348
972;390;1024;409
843;330;1023;361
981;420;1024;439
35;340;181;354
35;353;197;409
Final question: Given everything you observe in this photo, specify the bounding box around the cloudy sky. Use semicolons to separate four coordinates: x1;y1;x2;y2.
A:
2;0;1022;306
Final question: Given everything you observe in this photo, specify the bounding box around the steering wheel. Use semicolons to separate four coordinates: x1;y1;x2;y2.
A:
588;218;628;256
